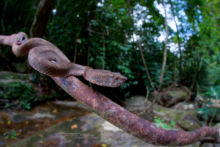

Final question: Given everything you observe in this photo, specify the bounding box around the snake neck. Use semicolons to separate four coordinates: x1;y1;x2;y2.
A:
0;34;17;46
68;63;91;76
0;35;9;45
12;38;53;57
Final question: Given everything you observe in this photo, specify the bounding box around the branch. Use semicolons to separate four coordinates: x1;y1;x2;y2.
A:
134;27;155;90
169;0;183;78
52;76;220;146
158;0;168;90
87;28;107;36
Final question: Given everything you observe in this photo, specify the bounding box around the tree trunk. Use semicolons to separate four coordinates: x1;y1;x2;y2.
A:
135;27;155;90
169;0;183;80
158;0;168;90
74;43;78;63
102;36;106;69
30;0;55;37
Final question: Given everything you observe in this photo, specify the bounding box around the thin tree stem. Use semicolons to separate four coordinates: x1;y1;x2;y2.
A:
158;0;168;91
169;0;183;80
134;27;155;90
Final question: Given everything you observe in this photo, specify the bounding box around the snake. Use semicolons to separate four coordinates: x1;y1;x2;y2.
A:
2;32;127;87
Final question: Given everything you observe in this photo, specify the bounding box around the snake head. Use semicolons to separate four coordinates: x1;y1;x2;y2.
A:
83;69;127;87
10;32;28;57
16;32;28;45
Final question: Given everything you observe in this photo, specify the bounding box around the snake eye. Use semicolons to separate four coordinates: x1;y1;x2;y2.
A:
21;36;26;41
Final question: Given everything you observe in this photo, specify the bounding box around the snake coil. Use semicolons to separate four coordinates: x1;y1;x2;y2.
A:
8;32;126;87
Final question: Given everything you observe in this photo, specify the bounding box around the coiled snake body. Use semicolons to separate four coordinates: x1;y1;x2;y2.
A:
3;32;126;87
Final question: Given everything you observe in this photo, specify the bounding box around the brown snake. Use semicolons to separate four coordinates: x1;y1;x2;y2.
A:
1;32;127;87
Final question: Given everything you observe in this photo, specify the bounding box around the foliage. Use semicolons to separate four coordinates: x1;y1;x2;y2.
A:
198;106;219;122
154;116;176;130
0;0;36;71
0;81;35;109
3;129;17;139
197;85;220;121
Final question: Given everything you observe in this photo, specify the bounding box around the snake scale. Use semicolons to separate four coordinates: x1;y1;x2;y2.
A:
2;32;127;87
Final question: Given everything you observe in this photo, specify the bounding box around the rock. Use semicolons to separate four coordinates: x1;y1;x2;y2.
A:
214;123;220;128
125;96;201;131
29;113;55;120
10;113;155;147
0;111;10;125
3;97;201;147
153;104;200;131
151;86;191;107
124;95;149;113
52;100;88;110
202;144;220;147
0;100;90;145
172;102;196;110
11;112;200;147
37;133;67;147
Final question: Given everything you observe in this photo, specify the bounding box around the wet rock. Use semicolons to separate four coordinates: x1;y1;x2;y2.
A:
0;111;10;125
214;123;220;128
0;97;202;147
0;141;6;146
151;86;191;107
125;96;201;131
11;112;200;147
172;102;196;110
0;100;90;145
202;143;220;147
29;113;55;120
124;95;149;113
37;133;67;147
52;100;88;110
